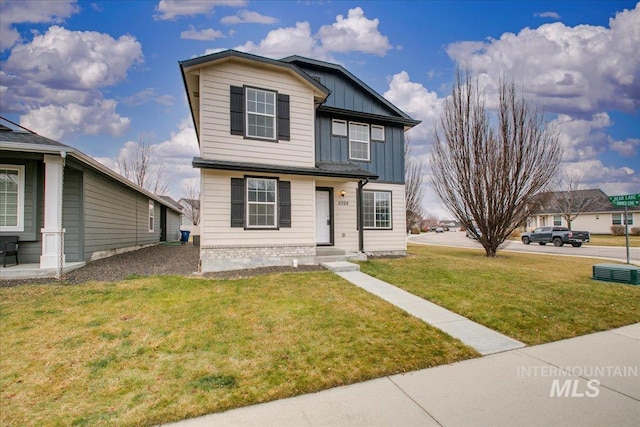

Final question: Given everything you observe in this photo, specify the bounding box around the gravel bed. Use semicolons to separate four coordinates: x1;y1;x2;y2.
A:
1;243;326;287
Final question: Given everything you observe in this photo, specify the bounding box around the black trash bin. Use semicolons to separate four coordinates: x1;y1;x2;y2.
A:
180;230;190;244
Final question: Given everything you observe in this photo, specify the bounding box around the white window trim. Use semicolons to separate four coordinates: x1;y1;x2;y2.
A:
149;200;155;232
363;190;392;230
371;124;385;142
246;177;278;229
612;213;634;226
245;87;276;140
0;164;25;232
332;119;347;136
349;121;370;161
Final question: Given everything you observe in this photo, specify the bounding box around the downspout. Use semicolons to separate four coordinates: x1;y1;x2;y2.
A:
358;178;369;253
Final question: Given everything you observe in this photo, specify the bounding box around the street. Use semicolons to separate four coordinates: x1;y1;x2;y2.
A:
409;231;640;265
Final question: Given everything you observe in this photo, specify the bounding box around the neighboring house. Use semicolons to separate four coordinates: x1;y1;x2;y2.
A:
0;119;182;278
178;197;200;235
527;189;639;234
179;50;420;272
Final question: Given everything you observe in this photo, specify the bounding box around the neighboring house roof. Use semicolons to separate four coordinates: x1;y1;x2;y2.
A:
158;195;183;212
531;189;639;214
178;198;200;210
281;55;421;128
192;158;379;180
0;117;182;214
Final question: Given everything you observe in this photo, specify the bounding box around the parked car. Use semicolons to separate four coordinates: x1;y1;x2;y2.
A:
521;226;590;247
435;227;444;233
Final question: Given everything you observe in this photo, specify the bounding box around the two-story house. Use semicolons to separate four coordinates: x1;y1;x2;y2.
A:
179;50;420;272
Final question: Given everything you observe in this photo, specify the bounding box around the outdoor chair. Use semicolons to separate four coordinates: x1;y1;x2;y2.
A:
1;236;19;268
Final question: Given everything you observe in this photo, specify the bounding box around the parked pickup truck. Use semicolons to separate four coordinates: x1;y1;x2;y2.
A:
521;226;590;247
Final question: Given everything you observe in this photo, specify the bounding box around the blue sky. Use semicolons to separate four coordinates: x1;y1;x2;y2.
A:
1;0;638;217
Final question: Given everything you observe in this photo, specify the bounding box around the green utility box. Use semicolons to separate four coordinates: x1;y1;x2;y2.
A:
593;263;640;285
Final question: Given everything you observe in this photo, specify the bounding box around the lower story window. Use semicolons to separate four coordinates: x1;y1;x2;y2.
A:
363;190;391;229
612;213;634;226
0;165;24;232
149;200;155;232
553;215;562;226
247;178;277;227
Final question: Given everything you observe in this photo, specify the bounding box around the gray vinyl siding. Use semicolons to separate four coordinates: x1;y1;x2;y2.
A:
166;210;181;242
315;115;405;184
62;166;83;262
82;170;159;260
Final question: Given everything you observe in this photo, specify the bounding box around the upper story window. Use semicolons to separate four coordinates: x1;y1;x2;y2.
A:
332;119;347;137
362;190;392;229
149;200;155;232
230;86;290;141
371;125;385;142
246;88;276;139
349;122;370;161
0;165;25;232
612;213;634;226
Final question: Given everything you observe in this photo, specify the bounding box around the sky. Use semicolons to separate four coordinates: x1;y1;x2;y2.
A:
1;0;639;218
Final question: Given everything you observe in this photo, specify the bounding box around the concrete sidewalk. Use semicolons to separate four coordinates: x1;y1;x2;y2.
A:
164;324;640;426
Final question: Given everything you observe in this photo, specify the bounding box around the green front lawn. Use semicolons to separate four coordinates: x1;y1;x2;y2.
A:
0;273;476;427
360;245;640;346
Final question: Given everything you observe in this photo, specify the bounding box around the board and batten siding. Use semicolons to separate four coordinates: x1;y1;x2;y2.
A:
200;169;315;247
82;170;159;260
315;115;405;183
363;183;407;253
199;61;316;167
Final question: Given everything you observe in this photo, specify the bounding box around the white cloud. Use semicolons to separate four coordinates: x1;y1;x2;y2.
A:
233;7;392;60
180;25;225;40
446;3;640;115
534;11;561;20
220;10;277;25
383;71;444;141
610;138;640;158
317;7;392;56
0;0;79;50
154;0;246;20
121;88;175;107
235;22;326;59
4;25;143;91
20;99;130;140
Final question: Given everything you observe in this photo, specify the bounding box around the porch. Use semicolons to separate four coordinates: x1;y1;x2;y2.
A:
0;262;86;280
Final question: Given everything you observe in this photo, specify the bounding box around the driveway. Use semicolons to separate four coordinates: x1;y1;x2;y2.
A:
409;231;640;264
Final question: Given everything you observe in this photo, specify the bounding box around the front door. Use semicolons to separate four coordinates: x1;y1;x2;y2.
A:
316;189;332;245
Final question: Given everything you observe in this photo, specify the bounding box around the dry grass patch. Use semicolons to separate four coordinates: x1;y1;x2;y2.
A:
589;234;640;247
0;272;476;426
360;245;640;345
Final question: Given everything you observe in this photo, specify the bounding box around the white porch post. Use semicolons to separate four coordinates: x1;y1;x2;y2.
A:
40;154;65;269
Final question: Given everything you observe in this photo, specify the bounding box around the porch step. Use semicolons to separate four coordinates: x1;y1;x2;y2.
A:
316;247;346;256
320;261;360;272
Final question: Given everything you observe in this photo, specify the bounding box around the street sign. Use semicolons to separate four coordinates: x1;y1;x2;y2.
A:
609;194;640;207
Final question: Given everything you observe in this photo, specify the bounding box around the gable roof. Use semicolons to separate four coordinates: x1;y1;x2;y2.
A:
531;189;639;214
280;55;421;128
0;117;181;214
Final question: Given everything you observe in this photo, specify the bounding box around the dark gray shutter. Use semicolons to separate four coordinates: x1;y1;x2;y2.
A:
230;86;244;135
278;181;291;228
231;178;245;227
277;94;290;141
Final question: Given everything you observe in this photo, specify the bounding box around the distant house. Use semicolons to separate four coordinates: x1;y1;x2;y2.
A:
527;189;638;234
0;118;182;278
179;50;420;272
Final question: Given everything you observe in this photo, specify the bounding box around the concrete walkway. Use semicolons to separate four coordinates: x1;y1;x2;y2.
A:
333;266;525;355
165;323;640;426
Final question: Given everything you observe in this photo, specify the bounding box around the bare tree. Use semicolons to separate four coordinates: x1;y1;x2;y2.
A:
550;173;607;230
430;71;562;256
405;135;425;232
181;178;200;226
116;138;169;194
